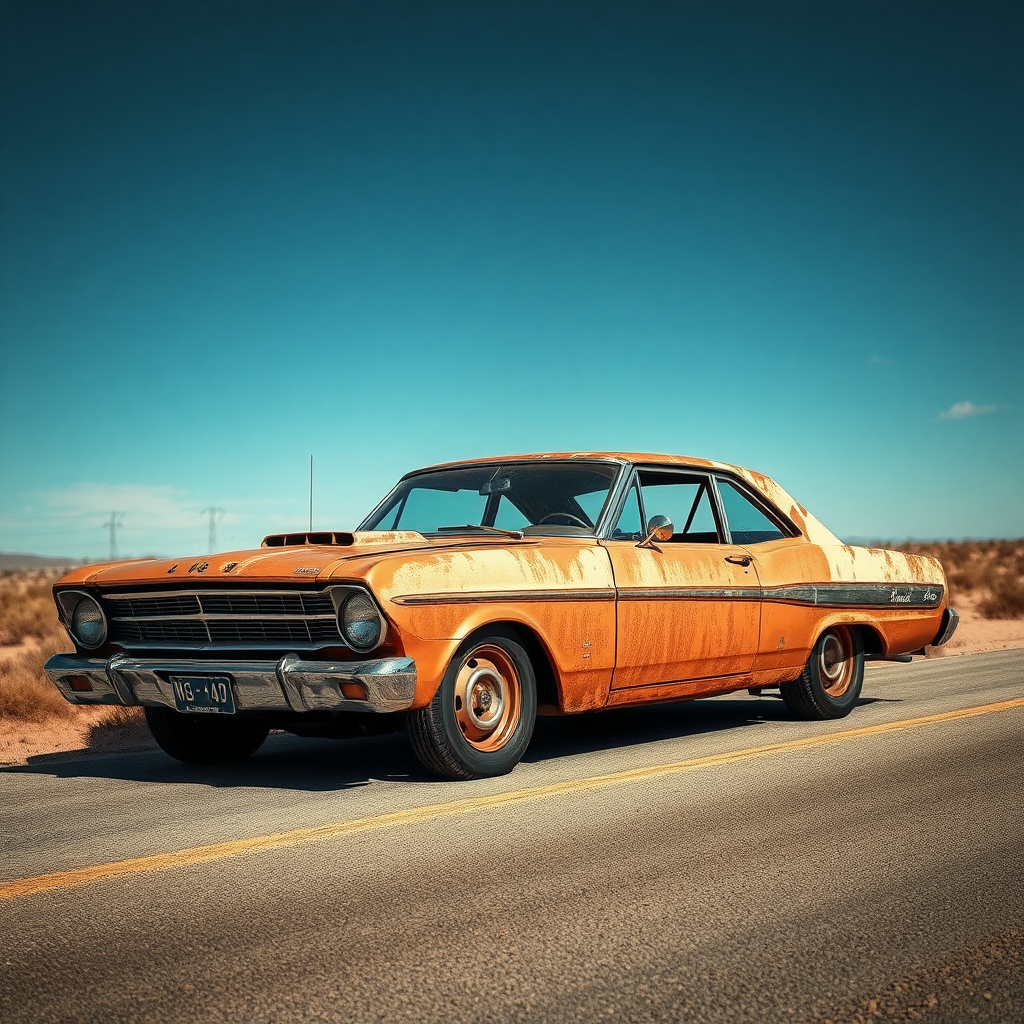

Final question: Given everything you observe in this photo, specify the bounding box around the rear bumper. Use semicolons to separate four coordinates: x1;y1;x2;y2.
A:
44;652;417;715
930;608;960;647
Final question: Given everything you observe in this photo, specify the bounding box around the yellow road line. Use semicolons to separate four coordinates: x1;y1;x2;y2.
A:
3;697;1022;901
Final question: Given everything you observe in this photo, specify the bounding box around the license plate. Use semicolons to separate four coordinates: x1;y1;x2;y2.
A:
169;675;235;715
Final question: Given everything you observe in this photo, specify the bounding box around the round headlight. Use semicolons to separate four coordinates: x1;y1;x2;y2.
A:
70;594;107;649
340;592;383;650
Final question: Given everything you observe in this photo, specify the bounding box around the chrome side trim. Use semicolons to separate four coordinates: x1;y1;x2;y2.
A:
393;583;943;608
81;641;337;652
617;587;763;601
762;583;944;608
101;588;333;602
391;589;615;606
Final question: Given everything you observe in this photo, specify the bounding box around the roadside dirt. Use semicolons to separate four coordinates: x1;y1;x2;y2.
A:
928;593;1024;656
2;601;1021;767
0;705;156;766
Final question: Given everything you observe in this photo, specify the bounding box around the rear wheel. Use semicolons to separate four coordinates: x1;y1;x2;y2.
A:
780;625;864;720
407;629;537;780
144;706;270;764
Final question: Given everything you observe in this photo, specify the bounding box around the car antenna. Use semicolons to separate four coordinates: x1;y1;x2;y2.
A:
309;454;313;531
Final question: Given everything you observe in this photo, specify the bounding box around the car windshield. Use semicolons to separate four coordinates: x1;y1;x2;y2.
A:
360;462;621;537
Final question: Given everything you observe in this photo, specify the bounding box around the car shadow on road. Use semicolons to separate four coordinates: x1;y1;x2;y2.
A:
524;694;894;764
2;731;420;791
2;695;895;792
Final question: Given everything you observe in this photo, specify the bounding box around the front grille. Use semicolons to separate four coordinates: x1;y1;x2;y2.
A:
101;588;344;649
207;619;315;644
116;620;211;644
112;594;202;617
197;592;334;617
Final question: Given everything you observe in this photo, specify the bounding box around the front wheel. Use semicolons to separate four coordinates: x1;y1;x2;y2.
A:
780;625;864;720
407;629;537;780
144;707;270;764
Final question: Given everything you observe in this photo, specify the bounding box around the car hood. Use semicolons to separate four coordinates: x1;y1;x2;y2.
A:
52;532;544;587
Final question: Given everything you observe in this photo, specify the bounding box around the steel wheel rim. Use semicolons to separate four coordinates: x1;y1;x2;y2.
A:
818;626;854;697
453;644;521;752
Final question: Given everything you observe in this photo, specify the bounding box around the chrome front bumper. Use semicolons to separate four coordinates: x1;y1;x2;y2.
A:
44;652;417;715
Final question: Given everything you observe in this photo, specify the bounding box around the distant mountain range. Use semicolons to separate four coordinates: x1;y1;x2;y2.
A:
0;553;88;571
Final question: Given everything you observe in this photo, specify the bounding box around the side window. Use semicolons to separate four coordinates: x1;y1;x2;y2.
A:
717;479;787;545
638;473;720;543
611;482;643;539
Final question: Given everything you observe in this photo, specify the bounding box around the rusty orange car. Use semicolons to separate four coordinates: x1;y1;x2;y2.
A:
45;452;958;778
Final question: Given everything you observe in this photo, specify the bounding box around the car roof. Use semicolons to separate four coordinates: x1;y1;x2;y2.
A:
417;451;743;474
408;452;841;547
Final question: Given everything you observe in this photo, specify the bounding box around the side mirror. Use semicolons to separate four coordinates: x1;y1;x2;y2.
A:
637;514;673;550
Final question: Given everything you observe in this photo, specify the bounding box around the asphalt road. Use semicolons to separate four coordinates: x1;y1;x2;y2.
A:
2;649;1022;1024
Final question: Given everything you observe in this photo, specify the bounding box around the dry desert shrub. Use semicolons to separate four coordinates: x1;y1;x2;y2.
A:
0;574;152;735
946;558;999;595
87;705;150;751
0;637;76;723
893;540;1024;619
0;573;65;645
979;576;1024;620
0;572;78;724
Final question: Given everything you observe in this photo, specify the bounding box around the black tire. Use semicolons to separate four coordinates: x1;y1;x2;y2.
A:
144;706;270;764
407;628;538;780
780;625;864;720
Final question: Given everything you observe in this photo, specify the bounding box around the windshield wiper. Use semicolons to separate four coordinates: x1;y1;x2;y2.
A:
436;524;525;540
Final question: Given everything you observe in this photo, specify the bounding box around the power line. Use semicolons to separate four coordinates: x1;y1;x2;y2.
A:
200;507;225;554
101;511;124;560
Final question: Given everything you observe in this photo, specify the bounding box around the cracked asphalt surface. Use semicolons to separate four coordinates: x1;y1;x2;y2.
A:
2;650;1022;1023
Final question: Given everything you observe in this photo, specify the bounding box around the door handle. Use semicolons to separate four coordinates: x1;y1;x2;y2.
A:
725;554;753;567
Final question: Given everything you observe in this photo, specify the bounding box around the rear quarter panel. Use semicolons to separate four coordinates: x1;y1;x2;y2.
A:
751;539;948;678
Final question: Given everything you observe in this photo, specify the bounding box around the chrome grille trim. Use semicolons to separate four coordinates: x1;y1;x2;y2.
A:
103;589;335;615
99;588;348;650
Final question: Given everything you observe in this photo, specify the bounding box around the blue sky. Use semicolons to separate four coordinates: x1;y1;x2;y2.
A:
1;1;1021;559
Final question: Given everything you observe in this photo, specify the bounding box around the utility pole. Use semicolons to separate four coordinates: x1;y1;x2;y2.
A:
200;507;224;554
102;511;124;560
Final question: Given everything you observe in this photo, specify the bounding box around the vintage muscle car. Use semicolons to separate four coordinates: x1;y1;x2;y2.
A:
45;453;958;778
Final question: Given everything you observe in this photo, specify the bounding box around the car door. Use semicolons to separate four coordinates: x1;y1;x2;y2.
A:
601;468;761;689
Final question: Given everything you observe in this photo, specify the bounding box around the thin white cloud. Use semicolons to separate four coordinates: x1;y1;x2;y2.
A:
34;483;227;529
0;483;303;557
868;355;892;366
937;401;1002;421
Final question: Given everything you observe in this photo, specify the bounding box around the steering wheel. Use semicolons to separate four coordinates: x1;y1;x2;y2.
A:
538;512;590;528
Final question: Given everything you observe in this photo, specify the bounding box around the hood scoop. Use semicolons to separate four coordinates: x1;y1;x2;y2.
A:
261;530;424;548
